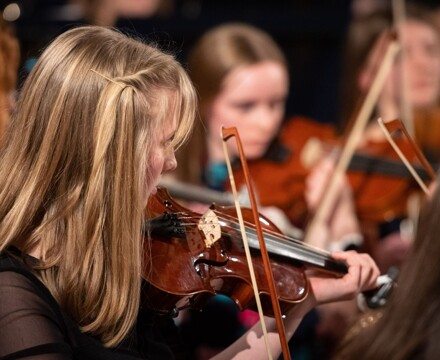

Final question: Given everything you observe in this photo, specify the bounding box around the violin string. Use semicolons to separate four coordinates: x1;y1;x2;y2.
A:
210;210;333;257
174;210;332;258
168;211;334;261
178;220;335;266
160;228;340;275
173;211;300;246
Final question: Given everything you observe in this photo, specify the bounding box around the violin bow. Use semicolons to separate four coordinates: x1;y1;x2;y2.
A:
303;37;400;248
221;126;291;360
343;29;396;137
377;118;436;194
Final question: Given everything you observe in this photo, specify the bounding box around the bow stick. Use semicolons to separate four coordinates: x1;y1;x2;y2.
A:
303;38;400;248
221;126;291;360
377;118;436;194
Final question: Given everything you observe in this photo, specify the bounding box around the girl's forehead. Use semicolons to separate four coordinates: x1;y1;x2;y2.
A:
219;61;288;98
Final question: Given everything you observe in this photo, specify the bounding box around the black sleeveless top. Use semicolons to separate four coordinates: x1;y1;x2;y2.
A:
0;248;177;360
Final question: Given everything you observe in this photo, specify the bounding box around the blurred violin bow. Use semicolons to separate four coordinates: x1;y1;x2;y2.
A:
377;117;436;195
392;0;414;136
221;126;291;360
303;38;400;248
377;117;436;241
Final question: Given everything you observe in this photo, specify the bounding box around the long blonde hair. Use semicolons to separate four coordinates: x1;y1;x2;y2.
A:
0;26;196;347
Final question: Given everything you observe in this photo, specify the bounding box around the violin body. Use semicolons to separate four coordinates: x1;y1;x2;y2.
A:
414;106;440;163
231;116;425;227
142;187;308;316
349;138;421;223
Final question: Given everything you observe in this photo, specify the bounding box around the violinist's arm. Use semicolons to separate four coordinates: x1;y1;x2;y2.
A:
211;251;379;360
305;155;362;250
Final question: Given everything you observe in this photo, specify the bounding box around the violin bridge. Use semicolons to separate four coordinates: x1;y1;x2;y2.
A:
198;209;221;248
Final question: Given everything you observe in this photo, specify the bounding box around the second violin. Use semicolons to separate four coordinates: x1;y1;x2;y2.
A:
231;116;432;227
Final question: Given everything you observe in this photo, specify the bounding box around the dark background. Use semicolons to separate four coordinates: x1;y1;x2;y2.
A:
1;0;438;126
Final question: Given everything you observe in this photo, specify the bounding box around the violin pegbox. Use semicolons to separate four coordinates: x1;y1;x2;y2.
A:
198;208;221;248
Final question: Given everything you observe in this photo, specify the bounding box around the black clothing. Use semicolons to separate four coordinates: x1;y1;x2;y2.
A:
0;249;175;360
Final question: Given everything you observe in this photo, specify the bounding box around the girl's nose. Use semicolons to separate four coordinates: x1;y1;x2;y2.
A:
164;152;177;173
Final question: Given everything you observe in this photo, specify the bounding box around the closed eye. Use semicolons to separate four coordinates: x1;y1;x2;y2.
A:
163;133;175;147
233;101;255;112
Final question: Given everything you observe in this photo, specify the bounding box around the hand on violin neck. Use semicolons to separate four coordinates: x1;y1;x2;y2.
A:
305;251;380;308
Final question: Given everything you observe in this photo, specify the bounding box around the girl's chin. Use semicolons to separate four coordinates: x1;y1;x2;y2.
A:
150;187;158;195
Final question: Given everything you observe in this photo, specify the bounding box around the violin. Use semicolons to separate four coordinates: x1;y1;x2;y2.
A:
230;116;432;227
141;186;347;317
414;106;440;164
